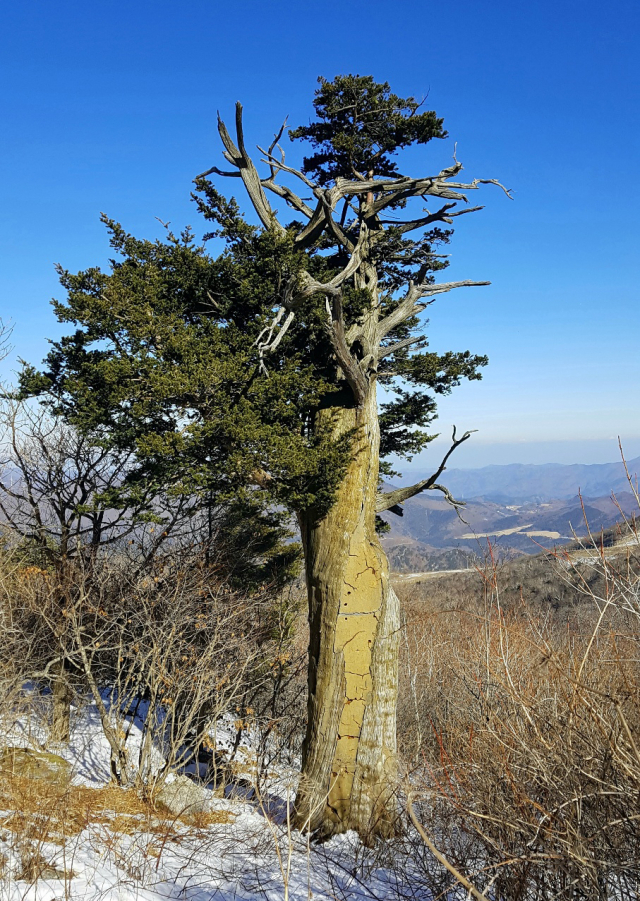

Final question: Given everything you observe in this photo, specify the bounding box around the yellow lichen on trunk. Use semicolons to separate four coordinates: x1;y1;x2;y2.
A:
296;387;399;839
330;521;383;814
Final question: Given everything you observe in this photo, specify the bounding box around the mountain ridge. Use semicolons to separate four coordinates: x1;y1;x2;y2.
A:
380;454;639;572
399;455;640;502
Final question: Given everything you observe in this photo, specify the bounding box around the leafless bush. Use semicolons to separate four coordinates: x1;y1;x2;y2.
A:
0;394;304;776
0;317;12;365
0;548;35;739
3;543;301;790
396;513;640;899
0;396;180;569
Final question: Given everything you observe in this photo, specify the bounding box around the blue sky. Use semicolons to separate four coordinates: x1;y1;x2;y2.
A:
1;0;638;469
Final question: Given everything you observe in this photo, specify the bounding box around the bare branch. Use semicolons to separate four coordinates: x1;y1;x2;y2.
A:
259;146;317;192
376;426;475;513
444;177;513;199
196;165;241;179
263;157;502;246
203;105;507;264
408;797;489;901
255;308;296;375
211;104;285;233
264;117;288;180
254;254;365;375
378;335;425;360
261;179;315;220
0;317;13;363
429;482;469;511
258;151;356;250
291;162;511;217
293;198;338;248
377;280;490;341
381;203;484;234
323;293;368;406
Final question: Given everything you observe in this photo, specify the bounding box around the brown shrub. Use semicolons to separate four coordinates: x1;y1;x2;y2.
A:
396;522;640;899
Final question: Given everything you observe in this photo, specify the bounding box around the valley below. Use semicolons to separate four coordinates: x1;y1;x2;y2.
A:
381;455;639;572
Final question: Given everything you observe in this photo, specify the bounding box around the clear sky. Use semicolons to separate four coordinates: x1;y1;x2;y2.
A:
1;0;638;469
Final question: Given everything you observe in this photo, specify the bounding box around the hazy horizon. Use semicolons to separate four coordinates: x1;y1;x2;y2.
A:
393;437;640;476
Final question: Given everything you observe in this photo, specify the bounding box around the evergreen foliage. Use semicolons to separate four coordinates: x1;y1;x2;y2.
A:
289;74;446;185
20;73;488;527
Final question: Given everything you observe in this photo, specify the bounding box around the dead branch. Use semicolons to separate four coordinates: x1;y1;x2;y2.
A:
198;103;505;400
377;280;490;341
408;796;490;900
323;294;368;405
0;317;12;364
200;108;507;257
382;203;484;233
210;104;285;233
254;252;365;373
378;335;425;360
376;426;474;514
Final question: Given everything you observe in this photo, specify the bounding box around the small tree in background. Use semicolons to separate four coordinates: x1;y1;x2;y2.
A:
20;74;507;839
0;397;298;743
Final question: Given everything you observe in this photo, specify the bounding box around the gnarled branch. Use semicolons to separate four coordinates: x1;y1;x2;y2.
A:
200;107;505;263
261;179;315;220
382;203;484;234
323;293;368;406
254;261;363;375
377;280;490;341
376;426;474;514
214;104;284;233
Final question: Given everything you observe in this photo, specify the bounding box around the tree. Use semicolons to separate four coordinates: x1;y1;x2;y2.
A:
0;396;297;745
21;74;507;839
0;397;154;566
0;397;161;742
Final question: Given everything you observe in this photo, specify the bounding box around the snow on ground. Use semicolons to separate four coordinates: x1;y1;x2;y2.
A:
0;697;423;901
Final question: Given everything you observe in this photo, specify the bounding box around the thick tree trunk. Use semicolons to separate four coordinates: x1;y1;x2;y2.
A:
295;386;400;840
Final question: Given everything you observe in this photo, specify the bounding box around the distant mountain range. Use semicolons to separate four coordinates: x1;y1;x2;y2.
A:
402;456;640;503
381;456;639;572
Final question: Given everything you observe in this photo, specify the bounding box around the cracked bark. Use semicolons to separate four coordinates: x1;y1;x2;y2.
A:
295;387;399;839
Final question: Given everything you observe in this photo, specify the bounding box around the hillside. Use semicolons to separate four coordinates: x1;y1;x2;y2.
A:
392;516;640;620
380;455;639;571
402;455;640;503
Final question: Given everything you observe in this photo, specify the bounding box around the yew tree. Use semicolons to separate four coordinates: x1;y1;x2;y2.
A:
21;75;507;840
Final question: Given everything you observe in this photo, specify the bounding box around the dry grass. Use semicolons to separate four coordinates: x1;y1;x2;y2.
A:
0;753;237;895
0;757;234;846
395;523;640;900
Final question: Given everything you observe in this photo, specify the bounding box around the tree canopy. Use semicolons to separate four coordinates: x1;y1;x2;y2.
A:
289;74;446;186
20;75;491;519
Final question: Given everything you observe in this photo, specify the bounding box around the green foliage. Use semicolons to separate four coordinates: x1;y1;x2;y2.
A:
200;496;301;590
375;515;391;536
20;74;488;529
20;215;351;518
289;74;446;184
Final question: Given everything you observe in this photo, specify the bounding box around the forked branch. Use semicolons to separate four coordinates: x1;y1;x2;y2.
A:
198;103;284;233
254;262;364;377
199;104;505;393
377;280;490;341
199;106;508;253
376;426;474;514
